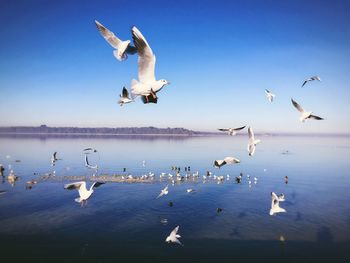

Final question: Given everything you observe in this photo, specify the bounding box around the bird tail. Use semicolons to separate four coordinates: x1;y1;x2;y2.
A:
113;50;126;61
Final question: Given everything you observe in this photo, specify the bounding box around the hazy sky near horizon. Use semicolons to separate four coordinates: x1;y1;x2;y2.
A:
0;0;350;133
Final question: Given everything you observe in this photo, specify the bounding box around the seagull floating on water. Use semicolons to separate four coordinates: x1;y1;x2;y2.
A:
247;127;261;156
291;99;324;122
95;20;137;61
218;126;246;136
302;76;321;87
131;26;170;104
269;192;286;216
265;89;276;103
118;86;134;106
64;181;105;203
165;226;183;246
157;185;169;199
214;157;240;168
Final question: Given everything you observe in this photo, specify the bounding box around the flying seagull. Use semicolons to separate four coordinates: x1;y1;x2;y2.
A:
95;20;137;61
84;154;98;169
118;87;134;106
265;89;276;103
269;192;286;216
213;157;240;168
247;127;261;156
51;152;61;166
157;185;169;199
291;99;324;122
131;26;170;104
218;126;246;136
165;226;183;246
64;181;104;203
302;76;321;87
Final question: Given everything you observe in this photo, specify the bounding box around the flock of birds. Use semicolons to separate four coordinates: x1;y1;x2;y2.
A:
0;21;325;246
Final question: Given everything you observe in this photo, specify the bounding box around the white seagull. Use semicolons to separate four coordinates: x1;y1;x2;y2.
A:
269;192;286;216
247;127;261;156
131;26;170;104
265;89;276;103
218;125;246;136
165;226;183;246
213;157;240;168
84;154;98;169
291;99;324;122
95;20;137;61
157;185;169;199
302;76;321;87
64;181;104;203
118;86;134;106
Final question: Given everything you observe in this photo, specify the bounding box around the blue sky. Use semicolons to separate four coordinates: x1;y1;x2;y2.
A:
0;0;349;133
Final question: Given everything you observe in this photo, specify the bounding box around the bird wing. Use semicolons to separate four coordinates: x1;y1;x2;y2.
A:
265;89;270;94
64;182;83;190
218;128;229;132
132;26;156;84
171;226;179;237
95;20;121;49
291;99;304;113
248;127;254;141
84;154;90;166
301;80;308;87
224;157;240;164
53;152;57;159
92;182;105;189
83;148;93;151
122;87;129;98
309;114;324;120
233;125;246;131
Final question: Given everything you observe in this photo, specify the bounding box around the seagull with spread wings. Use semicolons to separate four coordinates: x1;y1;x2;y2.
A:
269;192;286;216
247;127;261;156
291;99;324;122
165;226;183;246
64;181;104;203
218;125;246;136
213;157;240;168
265;89;276;103
95;20;137;61
302;76;321;87
118;87;134;106
130;26;170;104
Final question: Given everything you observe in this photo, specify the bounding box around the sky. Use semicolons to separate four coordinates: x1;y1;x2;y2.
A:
0;0;349;133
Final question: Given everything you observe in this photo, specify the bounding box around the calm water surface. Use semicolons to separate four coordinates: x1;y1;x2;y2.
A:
0;135;349;262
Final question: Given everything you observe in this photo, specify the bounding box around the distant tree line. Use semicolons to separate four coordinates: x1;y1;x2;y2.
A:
0;125;202;135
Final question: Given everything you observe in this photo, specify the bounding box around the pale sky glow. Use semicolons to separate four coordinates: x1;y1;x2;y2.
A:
0;0;349;133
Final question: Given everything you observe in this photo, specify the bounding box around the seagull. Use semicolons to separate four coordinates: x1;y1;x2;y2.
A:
84;154;98;169
269;192;286;216
247;127;261;156
157;185;169;199
265;89;276;103
95;20;137;61
291;99;324;122
118;86;134;106
302;76;321;87
187;188;195;193
213;157;240;168
131;26;170;104
64;181;105;203
218;126;246;136
165;226;183;246
51;152;60;166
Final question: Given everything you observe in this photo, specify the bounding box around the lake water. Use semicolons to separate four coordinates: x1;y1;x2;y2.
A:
0;135;349;262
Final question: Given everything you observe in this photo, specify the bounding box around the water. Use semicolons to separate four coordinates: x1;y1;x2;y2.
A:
0;135;349;262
